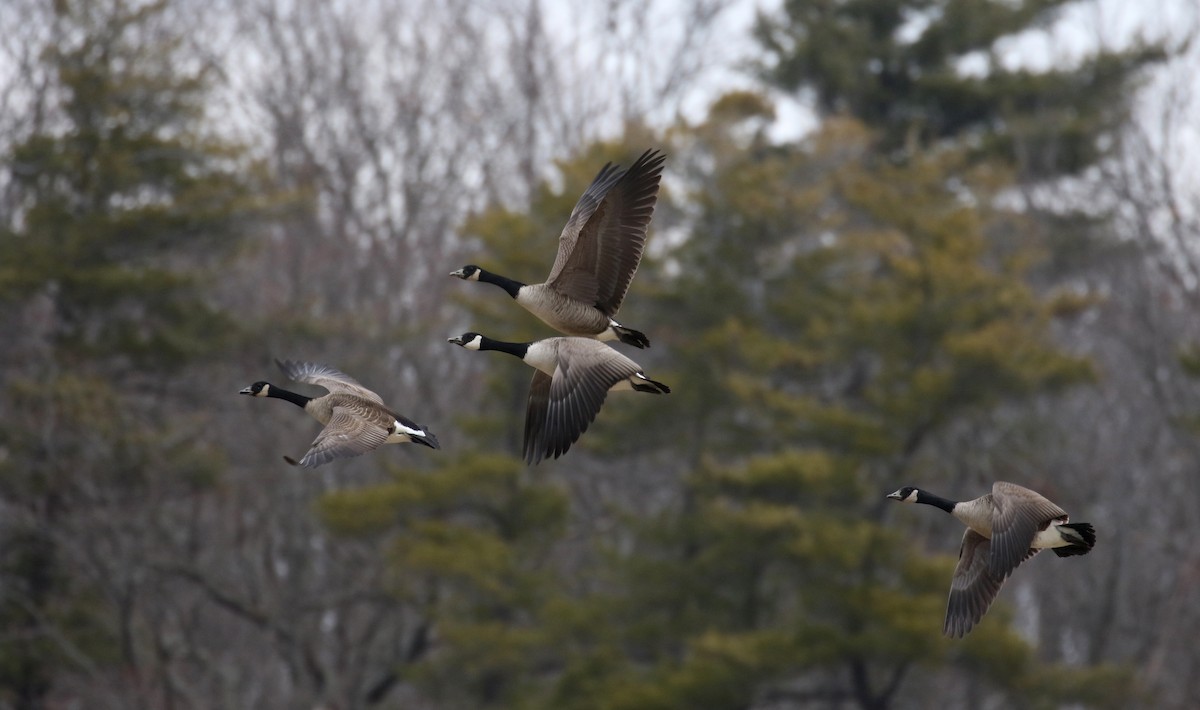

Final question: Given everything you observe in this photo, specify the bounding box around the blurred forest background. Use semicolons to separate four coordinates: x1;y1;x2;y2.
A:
1;0;1198;708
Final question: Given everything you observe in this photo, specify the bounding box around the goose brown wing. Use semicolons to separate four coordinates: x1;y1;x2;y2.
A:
546;149;665;315
988;481;1068;580
276;359;386;405
522;371;553;465
945;530;1038;637
295;406;390;468
523;342;639;464
543;160;625;299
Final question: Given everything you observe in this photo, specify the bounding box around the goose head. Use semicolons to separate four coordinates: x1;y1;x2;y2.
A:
448;332;484;350
240;381;272;397
887;486;920;503
449;265;481;281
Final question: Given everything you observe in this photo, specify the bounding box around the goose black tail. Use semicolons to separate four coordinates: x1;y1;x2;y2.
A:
613;324;650;349
1052;522;1095;557
412;429;441;450
631;376;671;395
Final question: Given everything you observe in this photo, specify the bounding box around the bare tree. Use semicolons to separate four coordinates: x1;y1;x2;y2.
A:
0;0;739;707
981;16;1200;708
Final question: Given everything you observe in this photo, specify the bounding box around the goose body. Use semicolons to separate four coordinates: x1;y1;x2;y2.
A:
451;149;665;348
448;332;669;464
240;359;439;468
887;482;1095;638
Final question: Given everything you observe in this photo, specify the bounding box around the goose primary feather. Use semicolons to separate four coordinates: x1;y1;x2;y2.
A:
447;332;669;464
887;481;1095;638
450;149;665;348
240;359;439;468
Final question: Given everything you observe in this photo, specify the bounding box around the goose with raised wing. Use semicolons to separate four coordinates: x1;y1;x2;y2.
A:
447;332;669;464
887;481;1095;638
240;359;439;468
450;149;665;348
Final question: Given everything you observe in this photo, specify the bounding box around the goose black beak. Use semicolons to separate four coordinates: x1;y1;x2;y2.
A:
886;490;903;500
238;386;255;395
449;268;465;278
447;336;464;346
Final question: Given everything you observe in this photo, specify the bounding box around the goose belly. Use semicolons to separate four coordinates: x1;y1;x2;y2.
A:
523;340;561;375
517;287;607;336
951;500;994;538
305;399;335;425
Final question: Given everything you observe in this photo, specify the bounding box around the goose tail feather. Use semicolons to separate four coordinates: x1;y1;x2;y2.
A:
612;324;650;349
1051;522;1095;557
412;429;441;449
631;375;670;395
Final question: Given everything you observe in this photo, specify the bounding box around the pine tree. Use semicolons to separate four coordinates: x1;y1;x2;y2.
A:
0;0;263;367
527;99;1132;710
318;452;569;707
0;1;265;704
309;141;665;706
755;0;1166;178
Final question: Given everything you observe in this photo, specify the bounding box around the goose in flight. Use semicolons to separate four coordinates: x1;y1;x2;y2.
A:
887;481;1095;637
240;359;439;468
448;332;669;464
451;149;665;348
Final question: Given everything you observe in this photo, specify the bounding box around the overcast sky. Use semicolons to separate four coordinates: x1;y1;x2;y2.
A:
658;0;1199;143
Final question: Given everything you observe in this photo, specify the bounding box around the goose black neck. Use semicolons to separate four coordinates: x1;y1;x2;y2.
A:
478;336;530;360
915;490;958;514
478;269;525;299
268;386;312;409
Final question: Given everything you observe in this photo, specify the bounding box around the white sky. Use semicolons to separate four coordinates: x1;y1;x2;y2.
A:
1;0;1195;186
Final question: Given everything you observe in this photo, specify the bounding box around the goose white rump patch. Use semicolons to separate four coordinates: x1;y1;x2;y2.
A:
1032;522;1071;549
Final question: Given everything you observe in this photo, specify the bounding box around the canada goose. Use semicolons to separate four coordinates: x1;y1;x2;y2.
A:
450;149;665;349
239;359;439;468
887;482;1095;637
447;332;669;464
